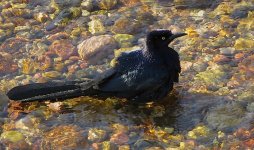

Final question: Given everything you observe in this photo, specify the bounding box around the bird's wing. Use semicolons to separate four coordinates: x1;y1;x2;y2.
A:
98;67;168;93
114;50;143;72
98;55;169;93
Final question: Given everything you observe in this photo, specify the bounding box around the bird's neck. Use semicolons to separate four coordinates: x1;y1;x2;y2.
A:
143;42;170;58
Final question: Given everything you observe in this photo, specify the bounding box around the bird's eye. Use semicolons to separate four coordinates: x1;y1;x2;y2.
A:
162;37;165;40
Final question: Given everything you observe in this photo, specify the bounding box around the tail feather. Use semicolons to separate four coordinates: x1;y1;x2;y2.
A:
7;81;87;102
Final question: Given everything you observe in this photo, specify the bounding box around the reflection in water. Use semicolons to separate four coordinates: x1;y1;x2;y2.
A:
36;91;251;134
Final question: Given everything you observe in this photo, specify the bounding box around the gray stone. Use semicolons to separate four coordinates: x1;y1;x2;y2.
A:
78;35;118;65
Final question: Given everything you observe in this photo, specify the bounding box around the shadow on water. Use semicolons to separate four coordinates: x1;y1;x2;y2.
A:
13;89;251;135
6;88;253;135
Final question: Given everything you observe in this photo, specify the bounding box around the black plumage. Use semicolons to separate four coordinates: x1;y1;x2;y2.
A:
7;30;186;102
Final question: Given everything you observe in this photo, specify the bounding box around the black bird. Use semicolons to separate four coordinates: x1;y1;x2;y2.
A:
7;30;186;102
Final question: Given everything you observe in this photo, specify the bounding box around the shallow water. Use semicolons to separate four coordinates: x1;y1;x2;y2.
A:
0;0;254;149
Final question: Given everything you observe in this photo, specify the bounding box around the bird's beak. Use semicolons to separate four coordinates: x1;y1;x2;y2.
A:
168;33;187;43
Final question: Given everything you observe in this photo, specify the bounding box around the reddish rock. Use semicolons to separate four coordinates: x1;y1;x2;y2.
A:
49;39;76;60
233;128;251;140
119;0;140;6
43;125;87;149
213;54;231;63
234;53;245;61
238;54;254;79
0;37;28;54
244;138;254;148
47;32;70;42
110;132;129;145
0;53;18;74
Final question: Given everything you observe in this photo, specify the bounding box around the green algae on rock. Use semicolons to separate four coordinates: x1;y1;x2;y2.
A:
97;0;118;10
88;18;106;34
206;102;245;131
1;131;25;143
193;64;228;92
113;34;135;48
88;128;107;142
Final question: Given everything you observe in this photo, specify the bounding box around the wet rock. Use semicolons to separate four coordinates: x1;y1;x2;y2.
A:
187;125;210;139
238;54;254;80
234;38;254;50
28;0;50;7
114;34;134;48
97;0;118;10
111;123;128;133
206;102;245;131
173;0;220;9
43;125;86;149
47;32;69;42
212;2;232;16
52;0;82;9
20;58;38;75
247;102;254;112
181;61;193;72
1;131;25;142
237;11;254;32
42;71;61;78
34;12;49;23
110;132;129;145
219;47;236;55
14;25;31;33
78;35;118;65
0;37;28;55
88;128;107;142
192;60;208;72
230;6;254;19
49;39;76;60
233;128;252;140
102;141;118;150
2;8;31;18
194;64;228;91
15;115;40;130
81;0;94;12
47;101;64;112
119;0;140;6
46;8;81;31
111;17;142;34
244;139;254;148
134;139;162;150
0;52;18;74
213;54;231;64
185;27;199;38
88;19;105;34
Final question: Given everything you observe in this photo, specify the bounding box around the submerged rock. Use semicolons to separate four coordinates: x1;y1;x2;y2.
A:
0;37;28;55
0;52;18;74
97;0;118;10
111;17;142;34
174;0;220;9
88;128;107;142
49;39;76;60
43;125;86;149
206;102;245;131
1;130;25;143
110;132;129;145
88;18;106;34
78;35;118;65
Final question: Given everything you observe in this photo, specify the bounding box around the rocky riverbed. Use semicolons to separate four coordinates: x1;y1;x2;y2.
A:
0;0;254;149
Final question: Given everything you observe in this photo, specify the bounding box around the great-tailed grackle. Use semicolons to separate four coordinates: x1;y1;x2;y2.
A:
7;30;186;102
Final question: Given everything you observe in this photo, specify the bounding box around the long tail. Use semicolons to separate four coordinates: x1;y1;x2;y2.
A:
7;81;97;102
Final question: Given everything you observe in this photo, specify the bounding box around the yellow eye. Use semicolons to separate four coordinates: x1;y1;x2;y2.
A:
162;37;165;40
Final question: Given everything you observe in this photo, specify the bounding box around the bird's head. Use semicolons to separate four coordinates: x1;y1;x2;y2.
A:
146;30;186;48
